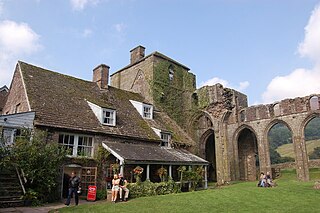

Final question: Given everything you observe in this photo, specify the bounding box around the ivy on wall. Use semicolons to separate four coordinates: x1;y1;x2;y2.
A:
152;60;195;127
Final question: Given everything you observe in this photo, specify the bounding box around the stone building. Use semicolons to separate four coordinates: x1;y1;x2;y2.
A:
1;45;319;196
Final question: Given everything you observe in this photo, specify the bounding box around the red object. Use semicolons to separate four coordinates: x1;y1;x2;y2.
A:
87;185;97;201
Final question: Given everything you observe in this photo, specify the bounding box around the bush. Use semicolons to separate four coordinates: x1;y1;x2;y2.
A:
96;189;107;200
127;179;180;198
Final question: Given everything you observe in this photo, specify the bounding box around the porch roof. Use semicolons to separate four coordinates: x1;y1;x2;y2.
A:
102;141;208;165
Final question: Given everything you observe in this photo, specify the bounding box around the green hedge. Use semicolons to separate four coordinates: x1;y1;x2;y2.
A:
127;179;180;198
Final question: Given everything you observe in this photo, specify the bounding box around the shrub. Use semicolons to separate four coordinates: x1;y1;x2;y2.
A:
127;179;180;198
96;189;107;200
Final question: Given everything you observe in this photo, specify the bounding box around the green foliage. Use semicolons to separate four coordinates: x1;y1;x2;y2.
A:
5;130;67;203
269;148;295;164
127;179;180;198
305;117;320;141
309;147;320;159
58;169;320;213
96;189;107;200
152;61;194;126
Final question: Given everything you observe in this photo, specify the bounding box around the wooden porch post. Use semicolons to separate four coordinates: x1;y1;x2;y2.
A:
120;160;124;175
169;165;172;178
146;164;150;180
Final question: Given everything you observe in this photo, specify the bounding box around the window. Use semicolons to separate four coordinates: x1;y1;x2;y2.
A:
161;132;171;147
130;100;153;119
87;100;116;126
103;109;116;126
15;103;21;113
58;133;93;157
169;65;174;81
143;105;152;119
310;96;319;110
78;136;93;157
273;103;280;116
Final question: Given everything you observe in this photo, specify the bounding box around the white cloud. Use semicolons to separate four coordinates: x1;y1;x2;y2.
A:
114;23;126;33
70;0;99;11
298;5;320;63
82;28;93;38
261;4;320;104
0;20;42;87
200;77;249;92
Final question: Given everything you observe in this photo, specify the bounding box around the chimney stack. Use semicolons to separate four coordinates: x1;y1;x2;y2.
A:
130;45;145;64
93;64;109;89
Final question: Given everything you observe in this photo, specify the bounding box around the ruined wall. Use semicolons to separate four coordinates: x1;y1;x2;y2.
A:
2;64;30;115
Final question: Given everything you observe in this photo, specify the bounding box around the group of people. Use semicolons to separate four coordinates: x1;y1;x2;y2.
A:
65;171;130;206
111;173;130;203
258;171;275;187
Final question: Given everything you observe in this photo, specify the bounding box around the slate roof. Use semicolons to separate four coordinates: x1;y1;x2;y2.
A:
19;61;159;140
18;62;196;147
103;141;208;165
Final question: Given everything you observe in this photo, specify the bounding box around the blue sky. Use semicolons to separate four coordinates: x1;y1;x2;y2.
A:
1;0;320;105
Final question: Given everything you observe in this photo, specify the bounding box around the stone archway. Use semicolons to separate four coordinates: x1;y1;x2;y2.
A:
200;129;217;182
237;128;258;181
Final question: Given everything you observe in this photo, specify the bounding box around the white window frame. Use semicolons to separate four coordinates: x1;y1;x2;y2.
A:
102;109;116;126
130;100;153;119
58;133;94;158
143;105;152;119
160;132;171;147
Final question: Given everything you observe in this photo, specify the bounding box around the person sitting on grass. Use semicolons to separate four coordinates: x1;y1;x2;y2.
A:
266;171;275;187
258;172;266;187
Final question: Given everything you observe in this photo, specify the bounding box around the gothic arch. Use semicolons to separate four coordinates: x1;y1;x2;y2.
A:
300;112;320;136
233;125;258;181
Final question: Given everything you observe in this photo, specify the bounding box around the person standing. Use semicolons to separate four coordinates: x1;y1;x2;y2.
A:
111;174;120;203
65;171;81;206
119;173;129;202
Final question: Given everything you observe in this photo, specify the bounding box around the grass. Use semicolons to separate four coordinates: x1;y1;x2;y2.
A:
277;139;320;158
54;169;320;213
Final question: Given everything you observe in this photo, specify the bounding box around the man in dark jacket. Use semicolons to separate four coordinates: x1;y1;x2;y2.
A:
65;171;81;206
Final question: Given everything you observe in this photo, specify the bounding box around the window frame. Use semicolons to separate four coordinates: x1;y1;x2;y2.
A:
102;108;116;126
143;104;153;119
58;133;94;158
160;132;171;147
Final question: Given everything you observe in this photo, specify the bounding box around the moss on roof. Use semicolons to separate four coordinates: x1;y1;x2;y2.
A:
19;61;158;140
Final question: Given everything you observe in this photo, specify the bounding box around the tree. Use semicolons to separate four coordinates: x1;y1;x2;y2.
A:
7;130;67;203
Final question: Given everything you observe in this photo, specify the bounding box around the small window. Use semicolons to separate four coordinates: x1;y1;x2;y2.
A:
161;132;171;147
103;109;116;126
169;65;174;81
310;96;319;110
143;105;152;119
273;104;280;116
15;103;21;113
240;110;246;122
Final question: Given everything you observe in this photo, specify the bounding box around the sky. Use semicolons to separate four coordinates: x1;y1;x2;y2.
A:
0;0;320;106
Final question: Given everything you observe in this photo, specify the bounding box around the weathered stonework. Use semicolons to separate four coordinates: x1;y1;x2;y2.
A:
111;46;320;184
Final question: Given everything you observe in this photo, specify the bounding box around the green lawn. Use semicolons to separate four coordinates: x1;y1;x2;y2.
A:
55;170;320;213
277;139;320;158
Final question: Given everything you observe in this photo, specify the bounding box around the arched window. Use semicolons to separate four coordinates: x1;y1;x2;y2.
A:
169;65;174;81
240;110;246;122
310;96;319;110
273;103;280;116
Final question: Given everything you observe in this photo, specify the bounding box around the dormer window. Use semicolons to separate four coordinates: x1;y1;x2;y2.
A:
103;109;116;126
87;101;116;126
130;100;153;119
161;132;171;147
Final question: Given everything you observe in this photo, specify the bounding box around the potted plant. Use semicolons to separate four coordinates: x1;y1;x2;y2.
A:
21;189;38;206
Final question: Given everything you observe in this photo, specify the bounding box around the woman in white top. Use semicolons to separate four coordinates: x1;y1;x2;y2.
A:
111;174;120;202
